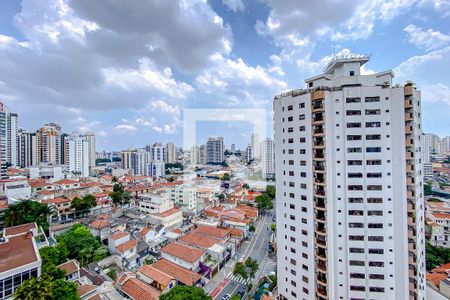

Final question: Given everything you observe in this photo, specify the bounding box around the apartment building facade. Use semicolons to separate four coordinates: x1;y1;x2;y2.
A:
274;55;425;300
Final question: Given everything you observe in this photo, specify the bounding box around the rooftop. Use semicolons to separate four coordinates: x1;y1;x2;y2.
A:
0;234;39;273
161;242;206;263
138;265;174;287
116;239;137;252
154;207;181;218
120;278;160;300
152;259;201;286
191;225;230;239
109;231;129;241
57;259;79;275
89;219;111;229
179;232;220;249
323;54;371;74
4;222;37;237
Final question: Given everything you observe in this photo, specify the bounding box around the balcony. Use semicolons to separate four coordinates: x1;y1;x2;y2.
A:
316;261;328;273
406;164;415;173
405;99;413;108
312;90;325;100
314;198;326;209
314;190;325;198
316;235;327;247
408;243;416;252
408;217;415;226
407;177;415;186
314;164;325;172
314;177;326;186
314;140;325;148
314;152;325;160
313;128;324;136
406;152;414;159
405;112;414;121
405;85;413;96
313;102;324;112
405;126;413;135
407;203;415;212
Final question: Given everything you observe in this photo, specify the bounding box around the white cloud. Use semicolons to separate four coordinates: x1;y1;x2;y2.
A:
149;100;180;115
421;83;450;105
394;46;450;79
404;24;450;51
222;0;245;12
114;124;138;131
103;58;194;99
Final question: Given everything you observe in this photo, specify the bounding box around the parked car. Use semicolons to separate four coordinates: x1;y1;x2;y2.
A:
222;294;231;300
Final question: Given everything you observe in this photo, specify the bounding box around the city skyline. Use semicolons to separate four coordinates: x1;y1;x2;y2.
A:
0;1;449;150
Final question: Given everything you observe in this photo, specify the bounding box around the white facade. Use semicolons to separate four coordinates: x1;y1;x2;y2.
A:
147;143;166;162
245;145;253;163
251;133;260;159
274;56;425;300
260;138;275;178
146;161;165;177
137;192;173;214
191;145;200;165
171;183;196;212
166;143;176;164
68;133;89;178
206;137;224;164
83;131;96;170
36;123;62;165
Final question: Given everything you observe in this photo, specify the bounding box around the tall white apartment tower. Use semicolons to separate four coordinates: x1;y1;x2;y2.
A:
274;55;425;300
206;137;224;164
83;131;96;170
166;142;176;163
251;133;260;159
260;138;275;179
68;133;89;178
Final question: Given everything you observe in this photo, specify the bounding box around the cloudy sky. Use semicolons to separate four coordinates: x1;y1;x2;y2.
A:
0;0;449;151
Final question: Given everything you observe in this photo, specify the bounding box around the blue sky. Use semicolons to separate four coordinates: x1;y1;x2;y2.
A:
0;0;449;151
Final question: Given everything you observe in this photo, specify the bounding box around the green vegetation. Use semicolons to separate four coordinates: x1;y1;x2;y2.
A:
426;242;450;271
95;158;111;164
165;162;184;170
107;269;117;280
424;182;433;196
159;286;212;300
71;194;96;216
4;200;52;231
242;183;250;189
56;224;108;266
39;246;68;279
271;223;276;232
218;193;225;201
112;157;121;162
109;181;131;206
233;258;259;281
268;274;277;291
249;224;255;232
14;276;79;300
222;173;231;181
255;186;275;212
231;295;241;300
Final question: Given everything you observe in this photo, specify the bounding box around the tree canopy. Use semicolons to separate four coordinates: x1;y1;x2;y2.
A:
14;276;79;300
159;286;211;300
110;182;131;206
233;262;248;280
56;224;108;266
4;200;52;231
222;173;231;181
426;242;450;271
71;194;96;215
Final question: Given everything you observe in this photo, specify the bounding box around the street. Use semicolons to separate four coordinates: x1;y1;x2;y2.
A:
212;208;275;299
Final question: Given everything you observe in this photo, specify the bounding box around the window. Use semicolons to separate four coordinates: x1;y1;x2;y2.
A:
366;122;381;128
349;223;364;228
299;126;305;131
346;97;361;103
350;286;366;292
347;122;362;128
350;260;365;266
366;147;381;153
368;248;384;254
368;236;384;242
349;235;365;241
348;185;363;191
367;185;382;191
368;210;383;216
367;172;382;178
348;160;362;166
308;82;313;87
288;138;294;144
346;110;361;116
350;71;355;76
288;149;294;154
349;248;364;253
349;210;364;216
349;197;363;203
288;127;293;132
287;105;293;111
350;273;365;279
369;274;385;280
365;96;380;102
299;114;305;120
367;160;382;165
288;116;293;121
347;147;362;153
366;134;381;140
347;135;362;141
300;102;305;108
348;173;363;178
365;109;380;115
369;262;384;267
367;197;382;203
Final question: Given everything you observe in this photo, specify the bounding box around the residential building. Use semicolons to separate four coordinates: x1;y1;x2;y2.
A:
245;145;253;163
36;123;62;165
274;55;425;299
199;145;207;164
206;137;224;164
117;272;160;300
57;259;80;281
191;145;200;165
166;142;176;164
251;133;260;159
17;130;37;168
121;148;147;176
147;143;166;162
0;103;18;177
137;192;173;214
160;242;206;271
152;259;202;286
146;161;165;177
260;138;275;179
170;183;196;212
83;131;96;170
68;133;89;178
0;223;42;300
138;265;176;292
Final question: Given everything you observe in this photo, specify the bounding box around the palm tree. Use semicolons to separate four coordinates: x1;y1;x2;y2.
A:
14;276;53;300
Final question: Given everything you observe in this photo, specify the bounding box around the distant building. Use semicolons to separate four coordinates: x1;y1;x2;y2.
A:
260;138;274;178
83;132;96;170
206;137;224;164
146;161;165;177
36;123;62;165
245;145;253;163
68;133;89;178
166;143;176;164
0;102;18;177
251;133;260;159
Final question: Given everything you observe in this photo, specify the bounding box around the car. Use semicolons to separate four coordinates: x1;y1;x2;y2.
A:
222;294;231;300
272;217;276;222
237;289;246;297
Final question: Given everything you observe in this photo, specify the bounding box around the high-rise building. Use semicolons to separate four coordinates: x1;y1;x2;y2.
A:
166;142;176;164
121;148;147;176
146;143;166;162
421;133;431;163
17;129;37;168
68;133;89;178
260;138;274;179
274;55;425;300
199;145;207;165
146;161;165;177
36;123;62;165
0;103;18;176
8;113;18;167
230;143;236;152
246;145;253;163
83;131;96;169
191;145;200;165
251;133;260;159
206;137;224;164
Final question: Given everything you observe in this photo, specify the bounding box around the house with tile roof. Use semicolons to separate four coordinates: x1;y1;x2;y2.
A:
138;265;176;292
108;231;130;254
152;259;202;286
57;259;80;281
116;272;161;300
161;242;206;271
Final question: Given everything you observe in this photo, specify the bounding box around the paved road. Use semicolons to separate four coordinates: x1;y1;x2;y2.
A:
213;208;275;299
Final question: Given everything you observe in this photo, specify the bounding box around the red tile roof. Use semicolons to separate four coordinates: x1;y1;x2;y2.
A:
121;278;160;300
140;227;151;237
138;265;174;287
116;240;137;252
4;222;37;236
431;262;450;273
54;179;79;185
42;197;71;205
427;272;448;287
432;213;450;220
192;225;230;239
77;284;97;298
154;207;181;218
89;219;111;229
161;242;206;263
57;259;79;275
152;259;201;286
28;181;50;188
109;232;129;241
179;233;220;249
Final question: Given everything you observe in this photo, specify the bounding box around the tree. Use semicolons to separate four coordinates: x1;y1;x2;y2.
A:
255;193;273;212
242;183;250;189
110;183;131;206
266;185;276;199
222;173;231;181
271;223;276;232
426;242;450;270
4;200;51;231
71;194;96;216
14;276;80;300
244;258;259;278
233;262;248;280
14;276;53;300
159;286;211;300
424;183;433;196
218;193;225;201
231;296;241;300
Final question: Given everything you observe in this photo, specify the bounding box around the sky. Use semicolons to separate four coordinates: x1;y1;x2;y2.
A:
0;0;449;151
